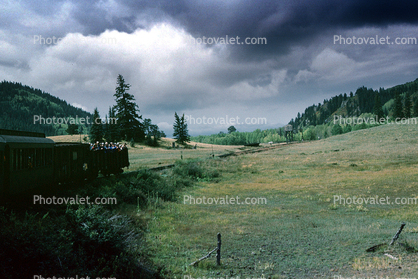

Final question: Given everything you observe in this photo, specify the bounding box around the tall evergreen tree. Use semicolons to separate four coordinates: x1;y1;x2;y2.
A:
413;97;418;117
113;74;142;141
173;112;190;145
404;91;412;118
228;126;237;133
149;124;161;146
393;91;404;119
104;106;120;142
373;92;384;120
66;123;79;135
89;108;103;143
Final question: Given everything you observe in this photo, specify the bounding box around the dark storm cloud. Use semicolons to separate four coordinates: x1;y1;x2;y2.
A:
50;0;417;60
153;0;418;58
7;0;418;56
2;0;418;134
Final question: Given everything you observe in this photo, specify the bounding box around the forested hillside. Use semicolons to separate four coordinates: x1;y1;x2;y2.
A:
290;78;418;129
0;81;92;136
192;78;418;145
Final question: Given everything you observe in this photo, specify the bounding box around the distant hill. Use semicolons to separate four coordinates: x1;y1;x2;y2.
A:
192;78;418;145
289;78;418;128
0;81;92;136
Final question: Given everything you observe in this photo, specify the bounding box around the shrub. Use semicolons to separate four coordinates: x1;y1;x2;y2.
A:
352;122;368;131
0;205;147;278
343;125;352;133
331;124;343;135
132;170;178;203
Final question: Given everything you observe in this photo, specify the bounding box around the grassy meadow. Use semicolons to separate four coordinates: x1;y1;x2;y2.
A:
144;123;418;278
48;134;247;170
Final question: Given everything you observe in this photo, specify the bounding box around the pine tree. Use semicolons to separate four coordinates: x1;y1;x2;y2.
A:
228;126;237;133
373;92;384;120
404;91;412;118
89;108;103;143
105;106;120;142
66;123;79;135
173;112;190;145
149;124;161;146
393;91;404;119
331;124;343;135
413;97;418;117
113;74;142;141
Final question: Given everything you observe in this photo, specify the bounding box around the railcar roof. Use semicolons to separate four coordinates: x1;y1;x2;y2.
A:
0;135;55;144
54;142;90;146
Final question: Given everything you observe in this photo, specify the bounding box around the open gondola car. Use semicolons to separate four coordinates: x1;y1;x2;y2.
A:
54;142;90;184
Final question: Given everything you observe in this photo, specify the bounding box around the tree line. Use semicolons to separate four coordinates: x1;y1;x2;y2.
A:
0;80;92;136
290;78;418;131
192;78;418;146
89;74;166;146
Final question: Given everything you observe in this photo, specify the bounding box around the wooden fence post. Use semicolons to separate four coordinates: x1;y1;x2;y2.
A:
390;223;406;245
216;233;221;265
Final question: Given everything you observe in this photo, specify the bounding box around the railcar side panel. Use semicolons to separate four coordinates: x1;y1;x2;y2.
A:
2;135;55;194
54;143;90;184
0;144;5;195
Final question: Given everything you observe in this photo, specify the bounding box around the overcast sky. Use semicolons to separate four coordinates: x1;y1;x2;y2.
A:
1;0;418;136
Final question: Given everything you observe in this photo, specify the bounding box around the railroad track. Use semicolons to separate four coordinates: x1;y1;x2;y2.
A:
145;142;297;172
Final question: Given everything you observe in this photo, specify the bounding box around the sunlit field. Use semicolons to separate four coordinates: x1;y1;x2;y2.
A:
144;123;418;278
49;135;248;170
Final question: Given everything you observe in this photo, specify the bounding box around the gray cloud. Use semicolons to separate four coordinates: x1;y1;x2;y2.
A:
1;0;418;135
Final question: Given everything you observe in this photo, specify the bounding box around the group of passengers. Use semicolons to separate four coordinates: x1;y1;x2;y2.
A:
90;142;127;151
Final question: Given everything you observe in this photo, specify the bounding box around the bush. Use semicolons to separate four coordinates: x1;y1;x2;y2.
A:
0;206;146;278
133;170;178;203
331;124;343;135
343;125;352;133
352;122;368;131
304;128;317;140
173;159;220;181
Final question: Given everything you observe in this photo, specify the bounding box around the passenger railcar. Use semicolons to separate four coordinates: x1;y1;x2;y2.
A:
0;129;129;195
1;133;55;195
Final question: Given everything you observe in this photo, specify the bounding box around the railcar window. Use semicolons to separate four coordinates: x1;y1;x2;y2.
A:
0;151;3;175
18;149;22;170
22;149;27;169
11;149;15;171
35;148;39;167
10;148;53;170
28;148;34;168
12;149;16;170
42;148;46;166
45;148;52;166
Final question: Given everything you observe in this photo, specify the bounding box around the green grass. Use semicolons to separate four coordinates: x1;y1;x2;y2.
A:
146;123;418;278
0;154;223;278
126;139;246;171
9;123;418;278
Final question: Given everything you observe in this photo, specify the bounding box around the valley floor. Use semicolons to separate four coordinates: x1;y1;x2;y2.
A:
146;123;418;278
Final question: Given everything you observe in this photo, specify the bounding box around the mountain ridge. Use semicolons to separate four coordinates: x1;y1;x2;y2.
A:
289;78;418;129
0;81;92;136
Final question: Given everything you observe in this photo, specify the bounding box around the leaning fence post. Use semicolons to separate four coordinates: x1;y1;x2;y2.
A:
390;223;406;245
216;233;221;265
